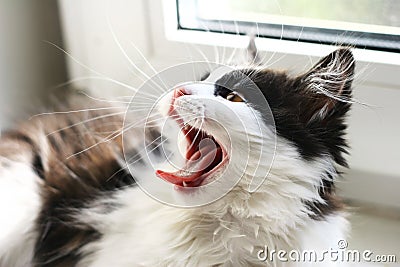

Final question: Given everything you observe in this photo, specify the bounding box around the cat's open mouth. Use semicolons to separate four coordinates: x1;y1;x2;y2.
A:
156;124;228;187
155;88;228;188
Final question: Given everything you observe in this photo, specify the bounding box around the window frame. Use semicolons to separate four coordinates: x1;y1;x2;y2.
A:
176;0;400;54
164;0;400;66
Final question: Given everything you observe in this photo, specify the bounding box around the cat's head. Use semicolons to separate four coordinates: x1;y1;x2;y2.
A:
154;48;355;205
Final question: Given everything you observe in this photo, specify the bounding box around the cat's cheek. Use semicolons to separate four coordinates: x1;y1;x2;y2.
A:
175;96;206;120
205;102;250;129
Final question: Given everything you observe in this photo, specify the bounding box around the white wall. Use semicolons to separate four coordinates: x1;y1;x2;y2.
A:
58;0;151;98
0;1;67;130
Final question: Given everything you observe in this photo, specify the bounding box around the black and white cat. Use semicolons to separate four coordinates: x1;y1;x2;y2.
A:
0;47;355;266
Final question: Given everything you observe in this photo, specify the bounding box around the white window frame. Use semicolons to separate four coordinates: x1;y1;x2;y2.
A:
161;0;400;84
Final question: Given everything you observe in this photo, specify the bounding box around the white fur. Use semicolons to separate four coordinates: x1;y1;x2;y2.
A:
76;153;348;266
75;73;349;266
0;67;350;266
0;157;41;267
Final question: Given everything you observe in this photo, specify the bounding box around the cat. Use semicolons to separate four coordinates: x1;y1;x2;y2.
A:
0;46;355;266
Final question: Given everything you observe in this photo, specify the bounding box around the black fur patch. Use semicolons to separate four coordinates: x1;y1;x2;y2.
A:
32;153;45;180
1;130;35;147
34;160;135;266
34;155;136;266
27;106;137;266
215;49;354;219
215;49;354;167
305;173;344;220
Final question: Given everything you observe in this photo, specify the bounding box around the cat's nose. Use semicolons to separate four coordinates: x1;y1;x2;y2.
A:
158;87;190;117
173;87;189;99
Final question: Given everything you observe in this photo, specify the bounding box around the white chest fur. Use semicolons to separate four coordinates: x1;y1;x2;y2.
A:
78;186;348;267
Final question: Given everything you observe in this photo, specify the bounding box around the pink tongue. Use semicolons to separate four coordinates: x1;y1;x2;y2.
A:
156;143;219;186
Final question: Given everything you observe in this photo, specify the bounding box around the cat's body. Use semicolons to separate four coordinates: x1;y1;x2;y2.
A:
0;48;355;266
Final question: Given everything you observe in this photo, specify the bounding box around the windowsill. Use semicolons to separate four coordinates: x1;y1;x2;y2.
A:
346;206;400;265
166;28;400;67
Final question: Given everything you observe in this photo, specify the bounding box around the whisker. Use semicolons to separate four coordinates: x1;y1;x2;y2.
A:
227;20;241;65
123;115;168;129
218;20;227;64
106;16;150;81
65;114;163;160
91;113;168;147
199;20;220;64
261;1;285;66
263;53;287;69
66;130;122;159
30;107;117;119
126;136;167;165
184;45;199;81
78;91;132;104
43;44;163;101
53;76;159;101
105;165;130;184
46;111;125;137
130;42;169;91
106;16;166;94
43;41;137;92
51;76;132;93
188;43;214;71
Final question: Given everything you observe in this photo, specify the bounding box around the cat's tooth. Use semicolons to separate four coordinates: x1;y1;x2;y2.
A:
183;181;188;187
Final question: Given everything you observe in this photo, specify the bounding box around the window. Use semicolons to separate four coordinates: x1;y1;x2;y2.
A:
177;0;400;53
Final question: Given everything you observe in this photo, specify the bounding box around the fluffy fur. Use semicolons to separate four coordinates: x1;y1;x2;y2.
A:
0;48;355;266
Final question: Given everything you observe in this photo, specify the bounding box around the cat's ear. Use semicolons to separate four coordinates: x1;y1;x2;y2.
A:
299;48;355;120
246;35;261;65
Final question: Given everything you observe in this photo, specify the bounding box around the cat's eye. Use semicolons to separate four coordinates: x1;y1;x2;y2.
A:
225;92;245;103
